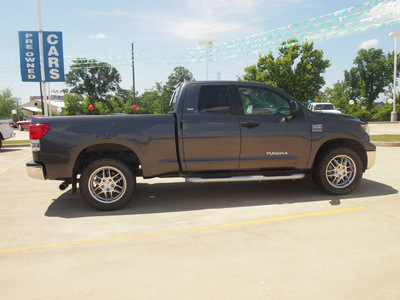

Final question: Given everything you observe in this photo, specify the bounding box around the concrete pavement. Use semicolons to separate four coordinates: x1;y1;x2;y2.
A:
0;145;399;299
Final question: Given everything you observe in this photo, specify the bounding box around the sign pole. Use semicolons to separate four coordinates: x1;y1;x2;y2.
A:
48;82;52;116
38;0;48;116
39;82;44;113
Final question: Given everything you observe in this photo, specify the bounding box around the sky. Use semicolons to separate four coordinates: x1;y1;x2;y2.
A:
1;0;400;104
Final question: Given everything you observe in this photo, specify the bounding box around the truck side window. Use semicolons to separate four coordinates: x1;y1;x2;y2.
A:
239;87;290;116
198;86;231;114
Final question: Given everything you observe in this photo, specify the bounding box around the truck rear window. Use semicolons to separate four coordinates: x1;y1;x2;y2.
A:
198;86;231;114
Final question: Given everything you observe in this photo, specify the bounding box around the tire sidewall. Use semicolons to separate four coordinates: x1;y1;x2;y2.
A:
313;147;363;195
80;158;135;211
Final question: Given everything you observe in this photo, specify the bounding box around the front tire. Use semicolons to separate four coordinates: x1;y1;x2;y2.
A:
80;158;135;211
313;147;363;195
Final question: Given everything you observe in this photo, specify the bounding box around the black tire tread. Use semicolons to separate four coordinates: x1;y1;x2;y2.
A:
313;147;363;195
79;158;135;211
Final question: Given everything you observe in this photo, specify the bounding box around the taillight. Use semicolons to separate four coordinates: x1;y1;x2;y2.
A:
30;124;50;140
29;124;50;151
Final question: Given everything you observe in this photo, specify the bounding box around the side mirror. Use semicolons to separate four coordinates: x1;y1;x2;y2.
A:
278;101;301;123
289;101;300;118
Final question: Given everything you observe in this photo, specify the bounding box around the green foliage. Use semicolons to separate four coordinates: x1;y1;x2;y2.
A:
64;94;84;115
321;81;354;114
372;102;400;121
241;40;331;103
135;83;170;114
164;66;194;94
344;48;397;111
65;58;121;105
133;67;195;115
0;88;17;118
64;64;194;115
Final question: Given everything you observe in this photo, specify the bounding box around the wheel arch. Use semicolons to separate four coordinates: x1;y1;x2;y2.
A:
73;143;142;177
313;139;367;172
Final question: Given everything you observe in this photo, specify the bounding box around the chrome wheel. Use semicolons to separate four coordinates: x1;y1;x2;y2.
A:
325;155;356;189
88;166;127;204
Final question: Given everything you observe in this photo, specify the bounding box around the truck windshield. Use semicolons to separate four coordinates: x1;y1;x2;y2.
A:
169;84;182;113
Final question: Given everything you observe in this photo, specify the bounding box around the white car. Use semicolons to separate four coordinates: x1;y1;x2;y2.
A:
308;102;341;114
0;118;16;150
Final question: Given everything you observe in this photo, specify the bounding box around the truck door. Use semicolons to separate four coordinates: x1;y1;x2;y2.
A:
180;84;241;172
235;84;312;170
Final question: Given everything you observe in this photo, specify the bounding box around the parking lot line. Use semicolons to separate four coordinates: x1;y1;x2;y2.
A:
0;206;365;254
0;155;31;176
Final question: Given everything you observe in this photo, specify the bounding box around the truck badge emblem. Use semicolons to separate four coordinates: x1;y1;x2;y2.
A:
312;124;323;132
266;151;288;156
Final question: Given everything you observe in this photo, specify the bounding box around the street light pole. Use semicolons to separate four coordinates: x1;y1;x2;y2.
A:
389;32;399;122
38;0;48;116
199;41;212;80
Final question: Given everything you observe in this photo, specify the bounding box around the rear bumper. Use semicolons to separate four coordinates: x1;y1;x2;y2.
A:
26;161;46;180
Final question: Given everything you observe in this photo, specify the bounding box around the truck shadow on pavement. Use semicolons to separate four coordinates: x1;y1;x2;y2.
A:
0;148;24;153
45;178;398;218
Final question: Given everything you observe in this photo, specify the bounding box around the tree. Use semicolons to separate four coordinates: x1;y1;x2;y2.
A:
64;93;84;115
65;58;121;105
135;82;170;114
164;66;195;94
344;48;397;111
241;40;331;103
0;88;17;118
321;80;354;114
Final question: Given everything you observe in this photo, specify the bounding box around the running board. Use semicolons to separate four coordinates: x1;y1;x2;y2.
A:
186;173;306;183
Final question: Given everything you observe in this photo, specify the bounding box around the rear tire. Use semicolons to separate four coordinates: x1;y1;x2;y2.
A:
313;147;363;195
80;158;135;211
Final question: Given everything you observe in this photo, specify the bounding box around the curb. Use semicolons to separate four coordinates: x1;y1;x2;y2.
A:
373;141;400;147
2;143;31;148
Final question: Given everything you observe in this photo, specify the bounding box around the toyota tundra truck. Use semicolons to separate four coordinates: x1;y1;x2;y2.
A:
26;81;376;210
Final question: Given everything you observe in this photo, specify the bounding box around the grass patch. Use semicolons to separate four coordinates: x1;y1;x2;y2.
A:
3;140;30;145
370;135;400;142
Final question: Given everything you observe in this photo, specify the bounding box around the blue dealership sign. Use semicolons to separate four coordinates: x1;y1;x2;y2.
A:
43;31;65;82
18;31;42;82
18;31;65;82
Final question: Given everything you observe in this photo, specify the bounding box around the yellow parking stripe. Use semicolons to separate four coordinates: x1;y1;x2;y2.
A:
0;206;365;254
0;155;31;176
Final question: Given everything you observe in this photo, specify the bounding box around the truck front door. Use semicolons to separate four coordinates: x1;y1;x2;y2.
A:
235;84;312;170
180;84;241;172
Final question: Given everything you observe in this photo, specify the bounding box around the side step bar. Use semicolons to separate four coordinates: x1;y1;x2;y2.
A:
186;173;306;184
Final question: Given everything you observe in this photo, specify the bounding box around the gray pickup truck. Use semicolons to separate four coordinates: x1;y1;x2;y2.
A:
27;81;376;210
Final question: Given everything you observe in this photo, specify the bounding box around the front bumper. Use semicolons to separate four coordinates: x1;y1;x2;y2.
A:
26;161;46;180
367;150;376;169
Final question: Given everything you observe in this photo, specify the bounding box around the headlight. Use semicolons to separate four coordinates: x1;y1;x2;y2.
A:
361;124;370;135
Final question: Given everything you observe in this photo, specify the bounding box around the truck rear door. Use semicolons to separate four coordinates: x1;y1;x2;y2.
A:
179;83;241;172
234;84;312;170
